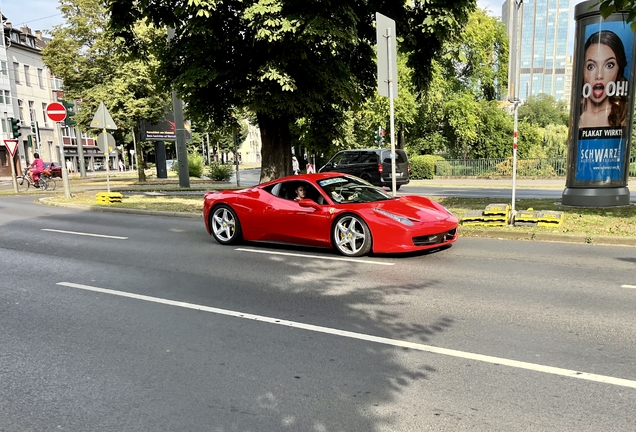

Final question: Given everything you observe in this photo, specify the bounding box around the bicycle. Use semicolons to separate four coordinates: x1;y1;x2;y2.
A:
16;169;49;192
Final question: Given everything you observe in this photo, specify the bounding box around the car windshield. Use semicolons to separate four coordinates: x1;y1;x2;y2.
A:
317;176;392;203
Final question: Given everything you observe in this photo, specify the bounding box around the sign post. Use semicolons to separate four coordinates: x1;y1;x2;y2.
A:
4;139;19;193
376;12;398;197
90;102;118;193
47;102;72;198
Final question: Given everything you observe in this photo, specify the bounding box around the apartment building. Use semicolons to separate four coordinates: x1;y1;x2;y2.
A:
0;14;17;177
3;21;61;173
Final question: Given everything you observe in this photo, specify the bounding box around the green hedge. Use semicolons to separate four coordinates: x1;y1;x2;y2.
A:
409;155;446;179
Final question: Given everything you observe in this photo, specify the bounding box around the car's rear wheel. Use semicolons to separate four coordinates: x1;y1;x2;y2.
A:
210;204;242;245
332;214;372;257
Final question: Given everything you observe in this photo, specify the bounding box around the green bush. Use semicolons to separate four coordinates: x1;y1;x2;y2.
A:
494;158;557;177
409;155;440;179
188;153;205;178
208;162;233;182
171;154;205;178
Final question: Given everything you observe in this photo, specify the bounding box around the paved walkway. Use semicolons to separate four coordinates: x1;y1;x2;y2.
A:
1;173;568;191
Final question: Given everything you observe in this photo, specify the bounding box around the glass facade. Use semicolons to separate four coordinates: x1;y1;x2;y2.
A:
507;0;571;101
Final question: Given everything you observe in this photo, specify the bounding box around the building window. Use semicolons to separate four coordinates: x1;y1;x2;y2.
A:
24;65;31;86
41;103;49;127
0;92;3;105
13;62;20;84
0;61;7;76
4;91;9;105
51;77;63;91
28;101;35;122
17;100;24;121
37;69;45;88
1;117;6;133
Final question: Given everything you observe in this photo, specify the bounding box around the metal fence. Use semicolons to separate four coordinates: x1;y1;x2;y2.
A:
435;157;636;178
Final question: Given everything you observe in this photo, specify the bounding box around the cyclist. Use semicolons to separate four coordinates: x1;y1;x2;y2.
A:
28;153;44;186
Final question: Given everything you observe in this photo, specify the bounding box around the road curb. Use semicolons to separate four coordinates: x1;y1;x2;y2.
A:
39;198;202;219
39;198;636;247
456;227;636;247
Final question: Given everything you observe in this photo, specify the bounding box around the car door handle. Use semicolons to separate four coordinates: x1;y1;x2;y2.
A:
266;205;273;210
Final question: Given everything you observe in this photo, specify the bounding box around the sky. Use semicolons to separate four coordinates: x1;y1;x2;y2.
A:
3;0;581;48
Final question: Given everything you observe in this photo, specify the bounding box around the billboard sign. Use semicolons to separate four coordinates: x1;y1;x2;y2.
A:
575;21;633;182
140;112;192;142
562;1;636;206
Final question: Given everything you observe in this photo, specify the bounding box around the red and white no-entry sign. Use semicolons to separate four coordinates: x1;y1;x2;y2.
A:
46;102;67;122
3;139;19;157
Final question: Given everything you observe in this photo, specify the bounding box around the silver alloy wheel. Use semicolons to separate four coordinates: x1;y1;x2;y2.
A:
333;215;371;256
212;206;237;243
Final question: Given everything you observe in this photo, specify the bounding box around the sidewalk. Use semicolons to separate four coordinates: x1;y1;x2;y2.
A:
1;174;568;191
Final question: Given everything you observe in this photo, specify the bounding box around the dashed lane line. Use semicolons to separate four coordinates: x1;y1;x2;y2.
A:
42;228;128;240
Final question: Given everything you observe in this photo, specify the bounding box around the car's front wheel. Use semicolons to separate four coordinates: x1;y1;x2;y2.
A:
210;204;242;245
332;214;372;257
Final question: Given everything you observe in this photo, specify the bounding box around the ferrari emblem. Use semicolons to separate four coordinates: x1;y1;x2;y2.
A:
329;208;335;214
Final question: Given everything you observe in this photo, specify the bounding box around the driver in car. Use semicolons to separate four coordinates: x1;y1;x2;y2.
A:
294;185;307;201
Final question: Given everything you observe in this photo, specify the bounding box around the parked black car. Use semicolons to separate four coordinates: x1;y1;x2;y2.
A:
318;148;410;189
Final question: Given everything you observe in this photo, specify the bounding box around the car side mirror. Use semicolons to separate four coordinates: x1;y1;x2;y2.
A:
298;198;321;210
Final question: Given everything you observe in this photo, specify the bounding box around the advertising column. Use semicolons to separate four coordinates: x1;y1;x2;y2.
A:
562;0;636;206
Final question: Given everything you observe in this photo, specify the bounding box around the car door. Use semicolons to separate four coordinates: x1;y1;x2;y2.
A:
261;181;332;247
319;152;346;173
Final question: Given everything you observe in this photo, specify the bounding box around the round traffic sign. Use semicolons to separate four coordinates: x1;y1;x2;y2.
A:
46;102;67;122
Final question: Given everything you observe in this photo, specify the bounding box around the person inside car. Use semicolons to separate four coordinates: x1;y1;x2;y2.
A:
294;184;307;201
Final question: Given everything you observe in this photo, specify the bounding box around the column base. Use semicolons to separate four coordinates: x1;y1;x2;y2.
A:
561;187;630;207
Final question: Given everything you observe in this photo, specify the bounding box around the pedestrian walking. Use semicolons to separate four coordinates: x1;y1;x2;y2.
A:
292;156;299;175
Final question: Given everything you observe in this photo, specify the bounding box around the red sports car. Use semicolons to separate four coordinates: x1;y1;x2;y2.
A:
203;173;458;256
43;162;63;178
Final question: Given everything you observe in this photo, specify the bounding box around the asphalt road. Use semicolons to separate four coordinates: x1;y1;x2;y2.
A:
1;195;636;431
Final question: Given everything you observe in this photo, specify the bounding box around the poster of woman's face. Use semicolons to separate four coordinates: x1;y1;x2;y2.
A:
578;22;633;129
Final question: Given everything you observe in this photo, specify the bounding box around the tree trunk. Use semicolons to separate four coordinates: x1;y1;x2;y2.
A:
257;113;292;183
135;126;146;182
398;123;406;150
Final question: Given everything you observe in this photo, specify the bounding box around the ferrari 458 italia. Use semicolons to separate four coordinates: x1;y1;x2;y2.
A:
203;173;458;257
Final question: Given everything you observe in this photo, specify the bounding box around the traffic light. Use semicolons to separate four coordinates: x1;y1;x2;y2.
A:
379;129;386;146
374;129;380;146
9;117;21;139
60;99;76;126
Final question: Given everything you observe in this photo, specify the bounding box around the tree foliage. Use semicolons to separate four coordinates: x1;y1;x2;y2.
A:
518;94;569;128
412;8;512;159
596;1;636;30
108;0;476;182
42;0;168;182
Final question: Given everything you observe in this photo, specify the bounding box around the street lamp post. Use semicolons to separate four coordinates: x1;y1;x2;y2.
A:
509;0;523;224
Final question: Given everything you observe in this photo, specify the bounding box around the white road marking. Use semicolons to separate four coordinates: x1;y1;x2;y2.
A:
57;281;636;389
42;229;128;240
621;285;636;289
235;248;395;266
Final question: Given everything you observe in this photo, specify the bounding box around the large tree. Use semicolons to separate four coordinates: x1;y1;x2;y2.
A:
108;0;475;182
43;0;168;182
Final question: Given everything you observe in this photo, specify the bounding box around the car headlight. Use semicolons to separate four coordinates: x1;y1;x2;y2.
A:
373;208;414;226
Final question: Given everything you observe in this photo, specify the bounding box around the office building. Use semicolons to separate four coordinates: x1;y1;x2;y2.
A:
503;0;571;101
